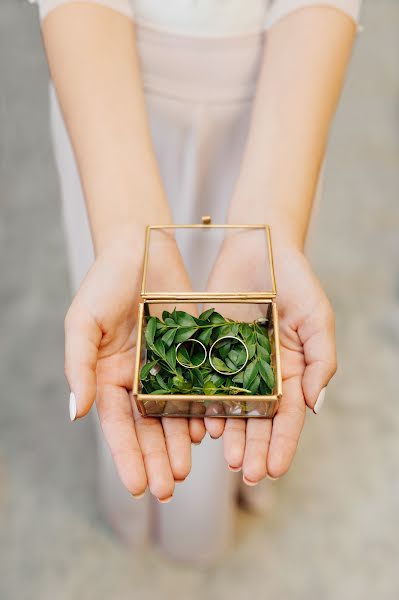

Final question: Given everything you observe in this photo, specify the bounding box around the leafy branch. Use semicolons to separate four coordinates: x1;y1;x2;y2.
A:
140;308;275;396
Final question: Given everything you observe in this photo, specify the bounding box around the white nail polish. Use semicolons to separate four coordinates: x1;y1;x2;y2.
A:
314;387;326;414
69;391;77;421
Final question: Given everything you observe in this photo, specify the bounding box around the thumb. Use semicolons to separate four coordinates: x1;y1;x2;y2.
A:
64;303;101;421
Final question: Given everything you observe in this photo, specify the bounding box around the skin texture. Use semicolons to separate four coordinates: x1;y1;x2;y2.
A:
204;7;356;480
42;4;356;497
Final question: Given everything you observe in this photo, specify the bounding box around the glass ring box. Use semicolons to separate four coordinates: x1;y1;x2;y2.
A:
133;221;282;418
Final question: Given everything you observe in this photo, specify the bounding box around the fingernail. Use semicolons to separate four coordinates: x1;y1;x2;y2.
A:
243;475;258;487
193;442;201;446
228;465;242;472
69;391;77;421
266;474;279;481
174;479;186;484
313;387;327;414
158;495;173;504
132;491;145;499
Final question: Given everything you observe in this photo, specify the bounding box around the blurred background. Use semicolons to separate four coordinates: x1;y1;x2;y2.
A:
1;1;398;598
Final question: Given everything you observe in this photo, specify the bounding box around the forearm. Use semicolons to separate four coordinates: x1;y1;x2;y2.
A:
228;6;357;250
42;3;171;256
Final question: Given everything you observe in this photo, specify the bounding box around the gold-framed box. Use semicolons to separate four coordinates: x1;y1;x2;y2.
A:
133;220;282;418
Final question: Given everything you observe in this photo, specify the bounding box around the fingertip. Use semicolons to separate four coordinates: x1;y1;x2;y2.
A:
204;417;225;439
158;495;173;504
242;475;259;487
132;491;146;499
223;419;246;469
150;479;175;502
67;373;97;419
224;443;244;471
189;418;206;444
266;453;290;480
171;456;191;482
122;472;148;499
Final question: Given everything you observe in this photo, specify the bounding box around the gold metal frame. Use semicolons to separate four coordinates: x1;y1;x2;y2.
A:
133;222;282;417
141;224;277;300
133;300;283;412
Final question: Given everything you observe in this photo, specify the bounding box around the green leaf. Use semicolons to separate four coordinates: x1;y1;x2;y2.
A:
194;318;210;326
257;332;271;353
155;372;169;390
172;375;192;392
164;317;177;326
258;359;275;389
204;381;217;395
145;317;158;346
210;311;226;324
156;321;167;330
140;360;158;381
248;374;261;394
236;345;248;365
255;323;268;335
165;346;176;371
216;323;239;337
199;308;215;321
162;310;171;321
259;379;272;395
243;361;258;389
257;345;270;361
191;351;205;367
175;311;197;327
227;348;239;365
174;326;198;343
154;338;166;358
225;356;238;371
247;343;256;360
198;327;213;345
149;389;171;395
210;373;226;386
232;371;244;383
240;323;253;342
161;327;177;347
177;346;191;366
218;341;231;360
216;324;236;339
211;356;232;373
192;369;204;387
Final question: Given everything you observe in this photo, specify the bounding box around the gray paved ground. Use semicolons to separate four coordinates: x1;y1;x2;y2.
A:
1;1;398;599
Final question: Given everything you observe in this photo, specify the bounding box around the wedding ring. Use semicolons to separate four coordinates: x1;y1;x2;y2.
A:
209;335;249;375
176;338;207;369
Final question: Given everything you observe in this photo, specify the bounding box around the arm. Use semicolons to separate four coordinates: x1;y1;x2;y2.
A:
42;3;205;500
207;7;357;480
229;5;357;245
42;2;170;254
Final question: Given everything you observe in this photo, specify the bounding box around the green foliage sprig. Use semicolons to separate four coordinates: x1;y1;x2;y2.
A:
140;308;275;396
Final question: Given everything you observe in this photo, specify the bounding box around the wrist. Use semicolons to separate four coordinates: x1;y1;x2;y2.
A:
227;191;309;253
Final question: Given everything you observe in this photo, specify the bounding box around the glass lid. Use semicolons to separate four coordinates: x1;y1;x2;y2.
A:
141;222;277;300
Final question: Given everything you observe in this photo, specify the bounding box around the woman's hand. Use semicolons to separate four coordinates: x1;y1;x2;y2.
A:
204;235;337;482
64;239;206;501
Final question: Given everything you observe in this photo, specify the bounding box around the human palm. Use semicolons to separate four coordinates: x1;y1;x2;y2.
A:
65;243;205;501
204;238;336;482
